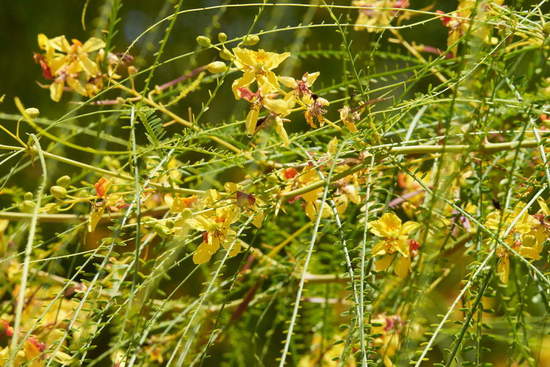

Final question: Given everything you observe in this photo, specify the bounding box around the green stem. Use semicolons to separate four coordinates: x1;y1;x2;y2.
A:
0;205;169;223
0;144;203;195
15;98;129;155
8;135;47;366
281;139;545;199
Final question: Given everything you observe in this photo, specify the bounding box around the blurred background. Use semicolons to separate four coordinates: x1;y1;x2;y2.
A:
0;0;457;119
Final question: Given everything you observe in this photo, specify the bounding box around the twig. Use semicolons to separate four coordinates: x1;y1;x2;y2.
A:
281;139;545;200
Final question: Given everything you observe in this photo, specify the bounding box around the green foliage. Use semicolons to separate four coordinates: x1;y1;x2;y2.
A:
0;1;549;367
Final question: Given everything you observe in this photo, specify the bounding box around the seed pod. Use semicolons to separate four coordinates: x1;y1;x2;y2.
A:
196;35;212;48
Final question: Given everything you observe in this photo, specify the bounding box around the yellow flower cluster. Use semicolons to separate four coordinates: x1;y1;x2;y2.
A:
35;34;134;102
368;212;420;278
485;201;548;284
436;0;504;56
0;280;87;366
371;314;403;367
35;34;106;101
170;184;264;264
280;138;364;221
230;46;329;145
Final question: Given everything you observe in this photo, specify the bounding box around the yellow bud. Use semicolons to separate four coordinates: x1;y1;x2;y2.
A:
279;76;297;89
218;32;228;42
196;35;212;48
50;185;67;200
206;61;227;74
24;192;33;200
56;175;71;187
242;35;260;46
21;200;35;213
219;48;233;61
25;108;40;118
181;208;193;221
328;137;339;156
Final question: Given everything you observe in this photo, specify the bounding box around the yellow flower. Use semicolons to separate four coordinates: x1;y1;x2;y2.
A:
36;34;105;101
231;47;290;99
334;168;362;215
281;166;333;221
368;212;420;278
224;182;265;228
281;72;328;128
485;202;544;284
338;105;359;132
371;314;402;367
263;96;293;116
187;204;241;264
395;169;431;218
437;0;504;56
304;96;329;128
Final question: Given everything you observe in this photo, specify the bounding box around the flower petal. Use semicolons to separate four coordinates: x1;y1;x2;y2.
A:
371;240;387;256
50;79;64;102
497;256;510;284
401;221;420;235
82;37;106;53
374;254;395;272
394;255;410;278
232;72;255;99
274;116;290;146
193;243;212;264
49;35;71;53
66;76;88;96
79;55;100;77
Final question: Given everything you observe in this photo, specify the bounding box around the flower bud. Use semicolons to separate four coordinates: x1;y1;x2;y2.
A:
242;35;260;46
152;222;171;238
218;32;228;42
206;61;227;74
21;200;35;213
219;48;233;61
25;108;40;118
196;35;212;48
24;192;34;200
181;208;193;221
56;175;71;187
279;76;297;89
50;185;67;200
317;97;329;106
